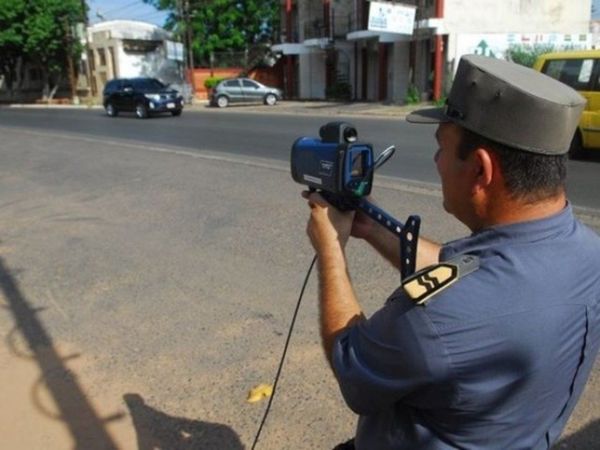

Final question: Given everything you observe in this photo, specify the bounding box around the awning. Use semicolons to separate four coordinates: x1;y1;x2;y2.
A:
271;43;324;55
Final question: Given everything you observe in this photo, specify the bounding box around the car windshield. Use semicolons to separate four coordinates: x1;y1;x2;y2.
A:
132;78;166;92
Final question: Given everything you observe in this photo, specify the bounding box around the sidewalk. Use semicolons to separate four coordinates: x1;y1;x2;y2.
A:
186;99;429;118
4;99;431;119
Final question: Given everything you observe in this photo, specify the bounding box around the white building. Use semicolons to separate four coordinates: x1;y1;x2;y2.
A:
275;0;592;103
86;20;185;96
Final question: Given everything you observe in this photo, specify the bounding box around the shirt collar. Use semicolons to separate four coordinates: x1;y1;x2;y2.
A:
441;203;574;260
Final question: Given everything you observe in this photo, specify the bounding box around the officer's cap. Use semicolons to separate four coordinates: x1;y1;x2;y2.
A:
407;54;586;155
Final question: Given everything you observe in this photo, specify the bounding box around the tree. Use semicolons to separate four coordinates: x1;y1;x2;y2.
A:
24;0;85;99
0;0;27;96
505;43;555;68
0;0;84;100
144;0;280;67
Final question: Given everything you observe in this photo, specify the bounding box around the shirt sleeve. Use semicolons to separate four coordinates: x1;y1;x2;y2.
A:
331;295;454;415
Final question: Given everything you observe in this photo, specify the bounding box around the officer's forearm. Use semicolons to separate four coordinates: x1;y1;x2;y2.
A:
365;221;441;271
317;244;365;366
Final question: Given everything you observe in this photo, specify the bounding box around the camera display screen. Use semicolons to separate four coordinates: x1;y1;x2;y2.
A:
351;153;363;177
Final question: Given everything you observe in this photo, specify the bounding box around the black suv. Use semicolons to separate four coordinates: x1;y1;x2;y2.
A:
103;77;184;118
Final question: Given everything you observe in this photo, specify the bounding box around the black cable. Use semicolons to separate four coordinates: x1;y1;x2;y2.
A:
251;254;318;450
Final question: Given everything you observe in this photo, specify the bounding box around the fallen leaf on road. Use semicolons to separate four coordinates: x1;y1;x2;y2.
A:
247;383;273;403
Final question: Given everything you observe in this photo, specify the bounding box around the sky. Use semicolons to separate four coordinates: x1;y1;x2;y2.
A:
88;0;169;26
89;0;599;27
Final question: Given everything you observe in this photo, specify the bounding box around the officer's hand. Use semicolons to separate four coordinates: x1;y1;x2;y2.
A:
351;209;376;240
350;197;378;240
302;191;355;254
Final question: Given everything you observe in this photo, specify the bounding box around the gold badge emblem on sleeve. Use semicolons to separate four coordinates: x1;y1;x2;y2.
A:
402;254;479;305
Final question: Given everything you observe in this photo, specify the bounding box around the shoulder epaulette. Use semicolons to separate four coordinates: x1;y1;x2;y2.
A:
402;254;480;305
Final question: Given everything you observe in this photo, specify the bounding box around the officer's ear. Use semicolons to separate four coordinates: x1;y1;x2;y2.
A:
471;147;495;190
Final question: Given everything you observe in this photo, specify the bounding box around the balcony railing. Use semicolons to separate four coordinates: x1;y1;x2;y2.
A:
302;13;354;41
297;1;435;43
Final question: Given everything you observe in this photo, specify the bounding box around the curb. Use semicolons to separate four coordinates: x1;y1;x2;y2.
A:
1;100;426;119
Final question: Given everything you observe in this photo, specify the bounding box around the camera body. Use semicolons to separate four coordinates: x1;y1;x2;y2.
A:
291;121;421;279
290;122;374;204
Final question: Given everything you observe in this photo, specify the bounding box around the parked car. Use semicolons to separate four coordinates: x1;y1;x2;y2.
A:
210;78;282;108
103;77;184;119
534;50;600;159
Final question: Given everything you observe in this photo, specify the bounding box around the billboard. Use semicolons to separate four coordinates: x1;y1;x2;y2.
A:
455;33;591;62
368;1;416;35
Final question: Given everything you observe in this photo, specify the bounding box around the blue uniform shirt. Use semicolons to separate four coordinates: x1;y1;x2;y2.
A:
332;205;600;449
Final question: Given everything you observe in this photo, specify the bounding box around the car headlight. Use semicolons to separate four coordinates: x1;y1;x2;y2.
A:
144;94;161;101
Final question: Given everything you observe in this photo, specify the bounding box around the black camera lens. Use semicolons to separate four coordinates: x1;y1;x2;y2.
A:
319;122;358;144
343;127;357;143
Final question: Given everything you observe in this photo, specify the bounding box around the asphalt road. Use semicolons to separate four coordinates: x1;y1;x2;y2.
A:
0;106;599;212
0;107;598;449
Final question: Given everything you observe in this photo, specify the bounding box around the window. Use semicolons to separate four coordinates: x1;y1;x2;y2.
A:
542;59;595;91
224;80;240;87
98;48;107;66
242;80;259;89
104;79;120;93
87;50;95;70
132;78;166;92
109;47;116;72
123;39;161;54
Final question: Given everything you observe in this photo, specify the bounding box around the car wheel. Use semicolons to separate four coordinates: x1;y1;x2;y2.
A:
171;109;182;116
216;95;229;108
105;102;118;117
135;103;149;119
568;131;585;160
264;93;277;106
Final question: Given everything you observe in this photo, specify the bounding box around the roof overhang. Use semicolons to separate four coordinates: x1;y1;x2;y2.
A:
416;18;445;35
271;43;323;55
347;30;412;43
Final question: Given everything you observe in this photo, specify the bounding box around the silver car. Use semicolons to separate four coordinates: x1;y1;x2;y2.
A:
210;78;282;108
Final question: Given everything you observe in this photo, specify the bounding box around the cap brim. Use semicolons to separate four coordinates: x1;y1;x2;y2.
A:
406;107;450;124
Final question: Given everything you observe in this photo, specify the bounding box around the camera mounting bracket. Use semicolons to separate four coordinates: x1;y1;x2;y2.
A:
356;199;421;281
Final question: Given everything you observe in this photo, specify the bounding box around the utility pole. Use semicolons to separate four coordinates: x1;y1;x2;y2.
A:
80;0;94;97
285;0;294;98
433;0;444;101
64;18;78;104
184;0;195;96
177;0;188;83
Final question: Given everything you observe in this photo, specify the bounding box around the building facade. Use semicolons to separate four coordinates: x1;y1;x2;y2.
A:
86;20;185;97
274;0;592;103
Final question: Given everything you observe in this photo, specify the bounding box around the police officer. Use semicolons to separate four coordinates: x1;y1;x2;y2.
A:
304;55;600;449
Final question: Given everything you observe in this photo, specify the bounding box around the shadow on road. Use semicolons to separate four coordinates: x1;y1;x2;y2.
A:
573;152;600;163
0;256;124;449
124;393;243;450
554;419;600;449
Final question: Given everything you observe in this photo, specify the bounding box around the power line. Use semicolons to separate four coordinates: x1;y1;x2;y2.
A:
125;10;168;22
103;0;144;15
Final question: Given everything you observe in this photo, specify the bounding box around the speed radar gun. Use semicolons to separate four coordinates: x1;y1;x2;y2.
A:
291;121;421;279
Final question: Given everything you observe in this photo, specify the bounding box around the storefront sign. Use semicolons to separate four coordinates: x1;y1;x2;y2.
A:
368;1;416;35
455;33;591;63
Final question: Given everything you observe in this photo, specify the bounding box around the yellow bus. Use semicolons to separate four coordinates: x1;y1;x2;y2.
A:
534;50;600;159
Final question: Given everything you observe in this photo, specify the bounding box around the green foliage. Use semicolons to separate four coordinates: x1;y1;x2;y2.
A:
143;0;280;67
325;81;352;101
0;0;27;88
204;76;225;89
405;84;420;105
0;0;85;96
506;44;556;68
433;96;447;107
